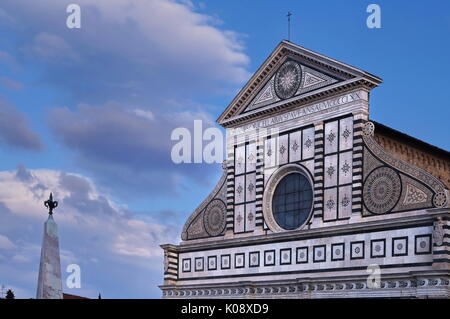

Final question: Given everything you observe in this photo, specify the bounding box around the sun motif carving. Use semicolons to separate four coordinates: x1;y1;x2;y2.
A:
203;199;226;236
341;194;350;207
279;144;286;155
342;127;351;141
274;61;302;99
327;165;335;178
326;198;335;210
236;184;243;195
327;131;336;144
247;183;254;193
363;166;401;214
341;161;350;175
304;138;312;149
292;141;299;152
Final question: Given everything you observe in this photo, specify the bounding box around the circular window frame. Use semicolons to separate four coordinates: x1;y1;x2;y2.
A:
263;164;314;232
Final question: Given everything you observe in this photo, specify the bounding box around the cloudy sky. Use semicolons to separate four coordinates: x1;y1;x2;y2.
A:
0;0;449;298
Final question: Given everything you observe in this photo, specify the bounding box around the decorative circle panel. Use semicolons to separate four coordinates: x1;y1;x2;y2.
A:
363;166;401;214
274;60;302;100
203;199;226;236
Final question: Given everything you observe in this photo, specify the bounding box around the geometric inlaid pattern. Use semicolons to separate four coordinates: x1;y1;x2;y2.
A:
331;243;345;261
350;241;365;260
415;235;432;255
249;251;260;267
208;256;217;270
313;245;326;263
363;166;401;214
194;257;204;272
280;248;292;265
296;247;308;264
370;239;386;258
392;237;408;257
264;250;276;266
204;199;227;237
182;258;191;272
221;255;231;270
235;253;245;269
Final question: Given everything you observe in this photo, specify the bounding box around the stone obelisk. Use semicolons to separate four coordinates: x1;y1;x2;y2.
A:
36;193;63;299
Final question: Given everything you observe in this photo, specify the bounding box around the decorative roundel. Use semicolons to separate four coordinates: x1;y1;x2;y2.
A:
203;199;226;236
274;60;302;100
363;166;401;214
363;121;375;137
433;191;448;208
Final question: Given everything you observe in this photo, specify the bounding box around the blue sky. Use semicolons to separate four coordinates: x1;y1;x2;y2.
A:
0;0;448;298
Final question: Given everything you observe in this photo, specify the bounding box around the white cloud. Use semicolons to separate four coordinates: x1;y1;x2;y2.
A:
0;234;15;250
0;166;180;298
25;32;80;63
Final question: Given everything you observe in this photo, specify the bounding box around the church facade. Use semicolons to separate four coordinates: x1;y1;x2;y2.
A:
161;41;450;298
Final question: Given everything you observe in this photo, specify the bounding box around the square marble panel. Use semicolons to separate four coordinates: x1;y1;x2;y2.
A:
245;173;256;202
415;234;432;255
338;185;352;218
350;241;365;260
234;253;245;268
339;151;353;185
280;248;292;265
221;254;231;270
264;137;277;168
278;134;289;165
392;237;408;257
207;256;217;270
264;250;275;266
324;120;338;154
331;243;345;261
182;258;191;272
235;145;246;175
249;251;260;267
234;175;245;204
324;154;338;187
339;116;354;151
296;247;308;264
289;130;302;162
371;239;386;258
246;142;256;173
234;204;245;233
313;245;326;262
324;188;337;221
302;127;315;159
194;257;204;272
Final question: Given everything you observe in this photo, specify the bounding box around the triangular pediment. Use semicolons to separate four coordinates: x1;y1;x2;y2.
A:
217;41;382;127
245;62;340;112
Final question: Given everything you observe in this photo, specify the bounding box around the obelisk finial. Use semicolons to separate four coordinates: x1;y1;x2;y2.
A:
44;192;58;215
